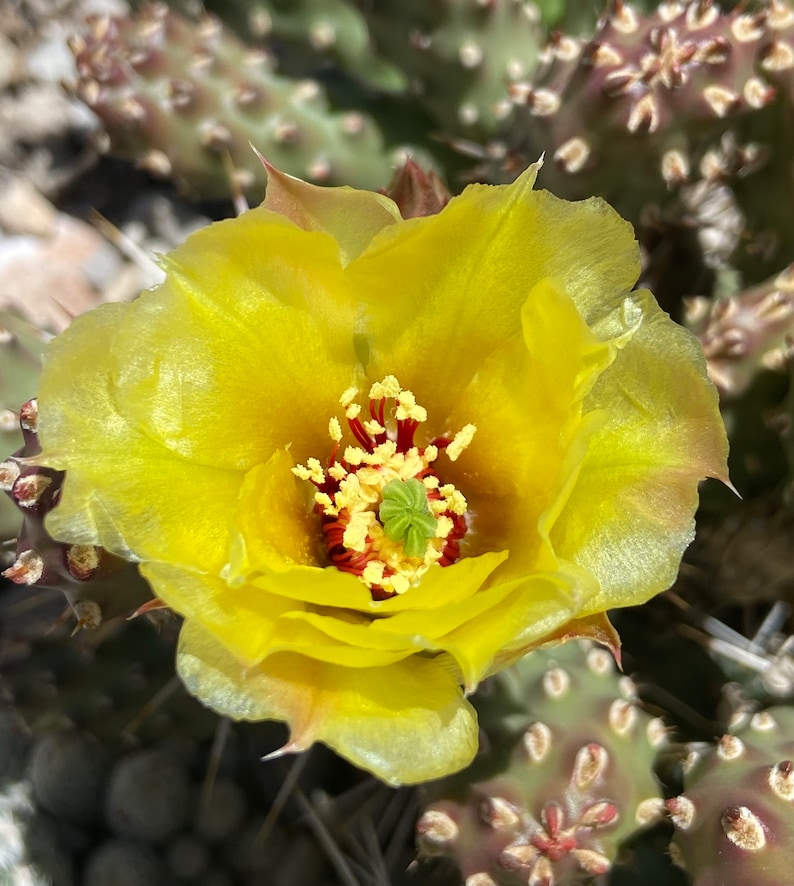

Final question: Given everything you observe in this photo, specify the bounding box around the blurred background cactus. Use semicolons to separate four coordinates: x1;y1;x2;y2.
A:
3;0;794;884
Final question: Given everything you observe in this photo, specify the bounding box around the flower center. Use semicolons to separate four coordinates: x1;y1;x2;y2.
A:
292;376;475;600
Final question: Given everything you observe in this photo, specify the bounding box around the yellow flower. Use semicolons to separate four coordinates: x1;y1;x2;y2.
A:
35;162;727;785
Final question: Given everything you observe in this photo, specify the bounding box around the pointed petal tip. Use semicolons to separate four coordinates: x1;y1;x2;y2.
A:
261;740;309;763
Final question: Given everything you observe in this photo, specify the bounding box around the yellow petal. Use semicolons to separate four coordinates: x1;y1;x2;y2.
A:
116;218;361;470
177;619;479;785
376;565;589;689
38;304;240;572
142;561;296;665
228;449;321;577
441;278;629;583
245;549;508;616
549;292;729;610
261;159;402;265
347;165;640;418
143;561;408;668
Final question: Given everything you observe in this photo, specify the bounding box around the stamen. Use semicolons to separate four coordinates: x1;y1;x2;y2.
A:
328;416;343;442
293;377;474;599
340;387;359;407
369;376;401;400
447;423;477;461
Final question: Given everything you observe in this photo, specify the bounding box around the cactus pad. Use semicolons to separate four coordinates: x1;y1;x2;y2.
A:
416;641;667;885
69;4;422;199
668;706;794;886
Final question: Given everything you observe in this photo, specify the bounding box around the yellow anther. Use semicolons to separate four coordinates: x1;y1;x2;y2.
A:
429;499;447;515
372;440;397;463
398;448;425;479
435;515;454;539
292;459;326;484
341;471;380;504
328;463;347;481
343;510;373;552
328;416;343;442
423;475;440;490
447;423;476;461
440;485;468;515
390;572;410;595
424;444;439;462
361;560;386;586
344;446;366;465
306;458;326;484
339;387;358;407
314;492;337;515
363;419;386;436
395;389;428;422
449;492;467;515
345;402;361;420
369;375;401;400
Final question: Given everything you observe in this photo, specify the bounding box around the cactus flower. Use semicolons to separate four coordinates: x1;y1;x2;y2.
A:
34;161;727;785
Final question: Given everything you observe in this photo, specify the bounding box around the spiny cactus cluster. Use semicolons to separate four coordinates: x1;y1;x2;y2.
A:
1;615;208;742
496;0;794;227
1;399;150;630
686;264;794;398
354;0;545;137
69;3;428;199
216;0;409;92
63;0;794;279
0;313;47;543
416;641;667;885
668;706;794;886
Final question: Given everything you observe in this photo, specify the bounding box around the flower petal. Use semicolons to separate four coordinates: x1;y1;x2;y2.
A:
440;278;630;581
245;549;509;615
177;619;479;785
142;561;295;665
116;217;362;470
37;304;240;572
549;292;729;610
261;160;402;265
228;449;321;576
347;164;640;416
143;561;409;668
375;566;587;689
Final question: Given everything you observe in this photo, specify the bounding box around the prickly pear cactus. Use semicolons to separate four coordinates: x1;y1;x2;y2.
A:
220;0;408;92
668;707;794;886
0;313;48;543
1;399;151;629
686;264;794;399
416;641;667;885
495;0;793;226
357;0;545;138
69;4;424;199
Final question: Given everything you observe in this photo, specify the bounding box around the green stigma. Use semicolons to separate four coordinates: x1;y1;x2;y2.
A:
379;478;438;559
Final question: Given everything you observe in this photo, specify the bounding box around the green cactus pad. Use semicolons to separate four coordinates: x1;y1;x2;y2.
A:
69;5;427;199
668;706;794;886
417;641;667;885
